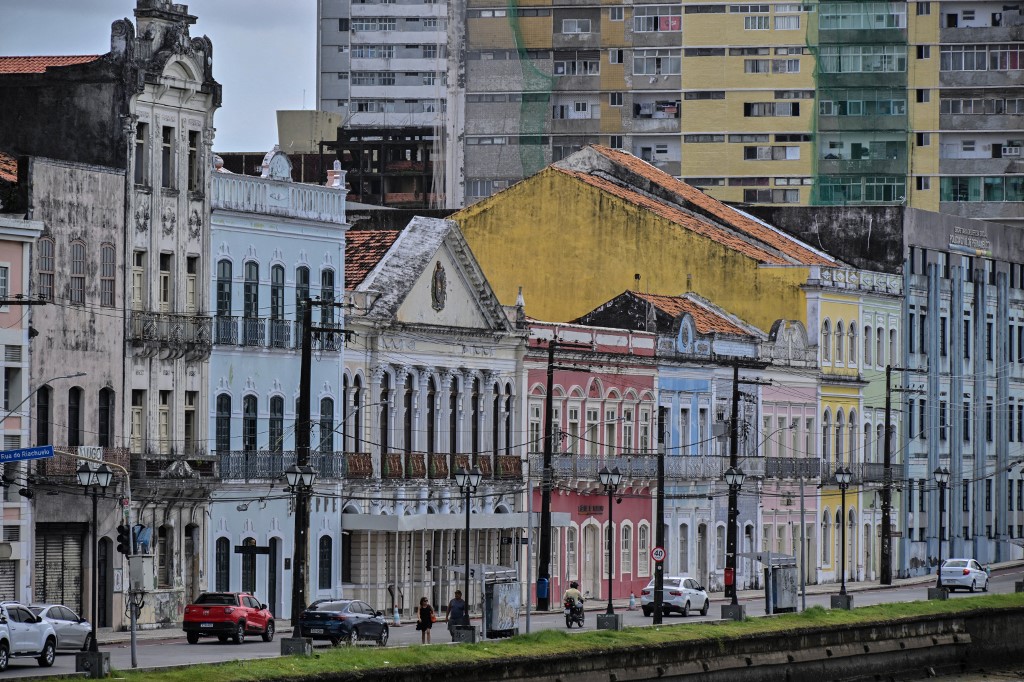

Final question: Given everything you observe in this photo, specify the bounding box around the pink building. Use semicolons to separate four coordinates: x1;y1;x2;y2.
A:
526;321;658;603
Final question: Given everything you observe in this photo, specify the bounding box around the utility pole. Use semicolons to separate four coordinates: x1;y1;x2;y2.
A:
537;338;588;611
881;364;893;585
653;414;666;625
724;363;741;605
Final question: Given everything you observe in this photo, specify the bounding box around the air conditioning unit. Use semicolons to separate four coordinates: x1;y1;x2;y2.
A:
1002;146;1021;157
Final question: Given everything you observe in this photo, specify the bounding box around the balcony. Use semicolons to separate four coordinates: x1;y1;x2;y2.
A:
128;311;212;359
764;457;822;480
132;452;216;482
217;450;349;482
35;447;131;480
530;453;733;481
820;460;907;484
214;316;238;345
241;317;266;347
213;318;342;352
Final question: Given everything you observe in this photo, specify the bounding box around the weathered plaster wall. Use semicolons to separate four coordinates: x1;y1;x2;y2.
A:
455;168;811;331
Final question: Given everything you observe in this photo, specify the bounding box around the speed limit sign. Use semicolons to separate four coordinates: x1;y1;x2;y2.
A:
651;546;666;563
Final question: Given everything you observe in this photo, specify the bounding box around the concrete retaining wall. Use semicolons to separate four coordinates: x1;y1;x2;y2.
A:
308;607;1024;682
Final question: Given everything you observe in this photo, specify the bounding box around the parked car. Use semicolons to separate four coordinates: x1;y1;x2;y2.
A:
297;599;389;646
0;602;57;670
640;576;710;617
938;558;989;592
182;592;275;644
29;604;92;651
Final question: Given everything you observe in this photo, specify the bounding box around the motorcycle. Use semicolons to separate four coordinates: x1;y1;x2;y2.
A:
564;598;584;628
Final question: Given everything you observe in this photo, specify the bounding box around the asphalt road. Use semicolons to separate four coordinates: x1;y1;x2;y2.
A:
6;569;1022;679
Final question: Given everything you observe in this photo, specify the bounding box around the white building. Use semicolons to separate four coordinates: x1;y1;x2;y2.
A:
206;148;349;618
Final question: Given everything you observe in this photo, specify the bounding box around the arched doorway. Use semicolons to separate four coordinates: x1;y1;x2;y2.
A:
697;523;708;586
268;537;281;617
185;524;200;604
583;524;599;598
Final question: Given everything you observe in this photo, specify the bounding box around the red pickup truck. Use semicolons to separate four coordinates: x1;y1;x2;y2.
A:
182;592;275;644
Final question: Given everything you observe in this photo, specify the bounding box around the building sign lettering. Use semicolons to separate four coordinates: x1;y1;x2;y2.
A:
578;505;604;514
949;226;992;256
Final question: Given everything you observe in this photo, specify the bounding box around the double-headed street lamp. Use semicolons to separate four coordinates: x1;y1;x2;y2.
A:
285;464;317;624
724;466;745;609
934;466;951;589
598;466;622;616
77;463;112;653
835;467;853;597
455;465;483;628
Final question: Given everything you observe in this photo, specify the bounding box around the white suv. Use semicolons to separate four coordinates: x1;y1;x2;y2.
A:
0;602;57;670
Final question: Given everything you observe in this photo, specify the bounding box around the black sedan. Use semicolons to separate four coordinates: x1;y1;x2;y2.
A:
297;599;389;646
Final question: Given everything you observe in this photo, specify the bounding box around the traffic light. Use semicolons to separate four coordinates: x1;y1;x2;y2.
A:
116;524;132;556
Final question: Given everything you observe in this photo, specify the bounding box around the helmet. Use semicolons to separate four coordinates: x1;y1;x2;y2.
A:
570;581;579;589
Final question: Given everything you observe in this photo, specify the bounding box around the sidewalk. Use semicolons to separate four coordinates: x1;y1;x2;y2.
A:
97;559;1023;645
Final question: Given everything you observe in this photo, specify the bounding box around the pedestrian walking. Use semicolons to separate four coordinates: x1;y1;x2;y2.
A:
446;589;468;641
415;596;435;644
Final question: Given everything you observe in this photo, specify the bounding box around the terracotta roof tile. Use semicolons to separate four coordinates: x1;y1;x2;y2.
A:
589;145;835;266
345;229;401;289
633;292;753;337
0;152;16;183
554;167;790;265
0;55;100;74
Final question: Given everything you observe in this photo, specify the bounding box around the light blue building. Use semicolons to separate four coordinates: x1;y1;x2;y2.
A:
205;148;349;618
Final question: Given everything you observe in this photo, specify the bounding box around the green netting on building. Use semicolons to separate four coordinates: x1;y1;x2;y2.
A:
808;1;910;205
507;0;553;178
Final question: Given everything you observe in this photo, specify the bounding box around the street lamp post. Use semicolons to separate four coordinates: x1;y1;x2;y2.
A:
934;466;950;589
455;465;482;640
723;466;746;619
77;463;112;653
831;467;853;609
598;467;622;616
285;463;317;625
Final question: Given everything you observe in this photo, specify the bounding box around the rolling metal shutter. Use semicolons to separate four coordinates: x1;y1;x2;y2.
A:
34;524;84;615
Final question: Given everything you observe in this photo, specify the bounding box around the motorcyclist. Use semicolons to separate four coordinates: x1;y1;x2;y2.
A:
563;581;583;608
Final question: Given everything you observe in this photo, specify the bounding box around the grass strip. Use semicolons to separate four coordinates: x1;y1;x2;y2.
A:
115;592;1024;682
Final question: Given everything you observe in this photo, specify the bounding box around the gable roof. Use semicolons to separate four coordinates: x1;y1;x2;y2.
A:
0;152;15;183
632;291;761;338
349;217;513;332
555;168;790;265
0;56;100;74
559;145;836;267
345;230;401;290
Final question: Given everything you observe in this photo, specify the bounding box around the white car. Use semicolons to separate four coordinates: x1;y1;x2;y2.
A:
0;602;57;670
938;558;989;592
640;576;710;617
30;604;93;651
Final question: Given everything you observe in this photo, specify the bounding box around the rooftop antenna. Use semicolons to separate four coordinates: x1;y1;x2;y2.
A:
634;273;641;291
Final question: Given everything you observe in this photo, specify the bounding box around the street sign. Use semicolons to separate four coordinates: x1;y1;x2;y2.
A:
651;546;666;562
0;445;53;463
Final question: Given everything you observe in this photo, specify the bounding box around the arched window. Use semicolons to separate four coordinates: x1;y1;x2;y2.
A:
471;377;481;456
216;394;231;453
320;397;334;453
848;322;857;365
243;261;259;344
270;396;284;452
241;537;256;594
403;375;413;454
637;523;650;575
863;326;872;365
821;512;830;564
98;387;115;448
821;321;831;362
822;410;832;471
835;410;845;467
379;373;391;452
876;326;884;366
70;241;86;304
320;269;335;325
242;395;257;453
216;260;232;316
352;376;362;450
876;424;885;463
270;265;284;319
100;244;116;307
847;410;857;467
620;524;632;573
835;321;845;363
426;377;437;455
889;329;897;366
863;422;872;464
37;237;55;301
36;385;52;447
215;537;230;591
449;377;459;456
504;384;513;456
318;536;333;590
68;386;84;447
566;527;578;580
157;525;172;587
492;382;501;456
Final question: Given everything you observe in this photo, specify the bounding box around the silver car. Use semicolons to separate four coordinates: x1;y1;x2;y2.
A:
29;605;92;651
938;558;989;592
640;576;710;617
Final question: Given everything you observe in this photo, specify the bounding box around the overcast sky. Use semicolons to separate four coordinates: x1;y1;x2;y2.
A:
0;0;317;152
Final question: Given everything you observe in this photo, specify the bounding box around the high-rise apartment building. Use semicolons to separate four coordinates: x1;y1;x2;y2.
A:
320;1;1023;221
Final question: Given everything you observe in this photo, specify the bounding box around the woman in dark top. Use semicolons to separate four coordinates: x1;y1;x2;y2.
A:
416;596;435;644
